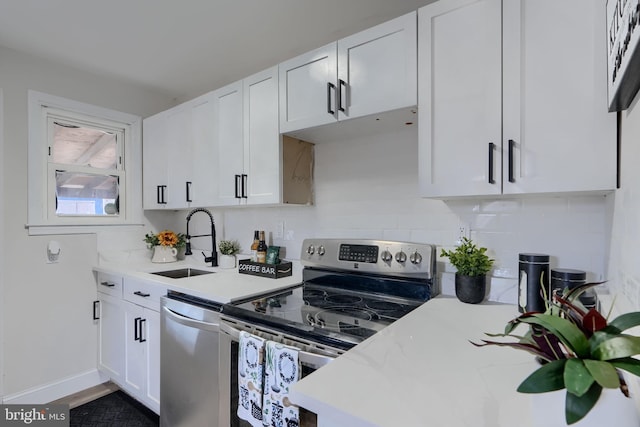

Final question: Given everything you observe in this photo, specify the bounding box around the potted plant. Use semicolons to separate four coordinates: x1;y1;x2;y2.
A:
475;284;640;425
144;230;186;263
440;237;494;304
218;239;241;269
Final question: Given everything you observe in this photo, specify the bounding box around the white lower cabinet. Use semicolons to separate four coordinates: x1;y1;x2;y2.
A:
96;273;163;414
123;301;160;413
97;293;126;385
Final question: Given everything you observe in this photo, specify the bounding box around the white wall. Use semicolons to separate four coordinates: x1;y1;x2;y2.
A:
215;124;612;287
0;45;174;401
608;97;640;311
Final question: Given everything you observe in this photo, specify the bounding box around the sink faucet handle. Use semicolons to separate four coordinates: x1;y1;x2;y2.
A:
202;251;213;264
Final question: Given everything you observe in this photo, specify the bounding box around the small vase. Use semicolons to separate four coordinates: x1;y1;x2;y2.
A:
219;254;236;269
531;388;640;427
455;273;486;304
151;245;178;263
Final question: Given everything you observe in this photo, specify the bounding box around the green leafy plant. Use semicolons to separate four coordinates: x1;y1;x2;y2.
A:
474;283;640;424
440;237;494;277
218;239;241;255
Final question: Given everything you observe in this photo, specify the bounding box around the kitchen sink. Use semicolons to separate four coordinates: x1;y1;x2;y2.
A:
151;268;214;279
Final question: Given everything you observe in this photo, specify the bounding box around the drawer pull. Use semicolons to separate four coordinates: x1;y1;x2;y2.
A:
100;281;116;288
134;291;151;298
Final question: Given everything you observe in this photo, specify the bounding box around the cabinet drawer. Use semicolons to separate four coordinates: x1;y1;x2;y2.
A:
123;277;166;311
97;272;123;298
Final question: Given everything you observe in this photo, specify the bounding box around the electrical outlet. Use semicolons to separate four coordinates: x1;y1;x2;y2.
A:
457;222;470;243
275;221;285;239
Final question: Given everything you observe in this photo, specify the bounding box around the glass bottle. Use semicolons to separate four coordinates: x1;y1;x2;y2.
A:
256;231;267;263
250;230;259;262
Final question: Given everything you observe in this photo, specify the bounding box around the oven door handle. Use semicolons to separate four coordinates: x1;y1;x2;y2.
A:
220;321;335;369
162;306;220;333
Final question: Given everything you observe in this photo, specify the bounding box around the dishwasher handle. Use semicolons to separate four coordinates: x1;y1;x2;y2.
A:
162;306;220;333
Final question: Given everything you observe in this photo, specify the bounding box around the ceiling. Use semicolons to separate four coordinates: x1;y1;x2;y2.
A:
0;0;435;101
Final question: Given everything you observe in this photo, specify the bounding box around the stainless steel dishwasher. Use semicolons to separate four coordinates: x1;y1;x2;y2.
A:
160;291;222;427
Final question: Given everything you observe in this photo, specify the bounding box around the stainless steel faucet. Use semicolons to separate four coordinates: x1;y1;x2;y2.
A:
185;208;218;267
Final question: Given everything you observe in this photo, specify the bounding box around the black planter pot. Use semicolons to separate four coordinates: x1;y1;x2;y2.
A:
455;273;486;304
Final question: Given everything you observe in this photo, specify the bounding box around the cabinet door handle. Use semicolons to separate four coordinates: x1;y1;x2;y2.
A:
241;174;248;199
100;281;115;288
134;291;151;298
134;317;141;342
93;300;100;320
327;82;336;115
234;174;241;199
338;79;347;113
139;319;147;343
186;181;192;203
488;143;496;184
157;185;167;204
508;139;516;183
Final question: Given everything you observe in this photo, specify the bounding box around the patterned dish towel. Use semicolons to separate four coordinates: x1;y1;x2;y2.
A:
262;341;301;427
237;331;266;427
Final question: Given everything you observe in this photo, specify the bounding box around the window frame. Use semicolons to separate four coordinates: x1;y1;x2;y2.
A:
28;90;143;234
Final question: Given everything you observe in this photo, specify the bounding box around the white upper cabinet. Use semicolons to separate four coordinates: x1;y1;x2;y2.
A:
418;0;502;198
418;0;616;198
214;67;282;206
143;93;216;209
142;113;169;209
502;0;615;194
212;81;244;206
165;104;193;209
279;43;338;133
189;94;217;206
279;11;417;135
243;67;281;204
337;12;417;121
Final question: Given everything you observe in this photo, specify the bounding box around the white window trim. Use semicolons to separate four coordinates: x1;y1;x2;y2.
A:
27;90;143;235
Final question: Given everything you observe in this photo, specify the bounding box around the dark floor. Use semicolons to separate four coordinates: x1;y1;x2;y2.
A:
70;391;159;427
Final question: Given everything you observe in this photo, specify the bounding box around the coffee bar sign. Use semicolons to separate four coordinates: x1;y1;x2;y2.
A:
607;0;640;111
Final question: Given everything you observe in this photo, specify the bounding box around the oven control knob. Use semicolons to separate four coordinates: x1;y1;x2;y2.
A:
395;251;407;263
410;250;423;265
318;245;325;256
306;245;315;255
381;250;393;262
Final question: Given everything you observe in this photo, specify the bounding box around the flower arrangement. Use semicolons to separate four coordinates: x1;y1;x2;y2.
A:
144;230;186;249
218;239;241;255
474;283;640;425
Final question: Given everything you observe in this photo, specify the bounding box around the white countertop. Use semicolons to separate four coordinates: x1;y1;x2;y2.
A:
94;256;303;304
290;296;539;427
96;255;640;426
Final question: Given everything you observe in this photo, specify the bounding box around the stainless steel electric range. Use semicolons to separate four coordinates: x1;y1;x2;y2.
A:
223;238;437;350
218;238;437;426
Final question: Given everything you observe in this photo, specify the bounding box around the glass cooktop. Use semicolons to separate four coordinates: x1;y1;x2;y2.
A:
221;267;432;350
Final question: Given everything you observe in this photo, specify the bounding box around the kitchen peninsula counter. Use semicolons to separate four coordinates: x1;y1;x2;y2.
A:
291;297;539;427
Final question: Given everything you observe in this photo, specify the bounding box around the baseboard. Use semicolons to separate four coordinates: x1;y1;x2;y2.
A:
2;369;108;404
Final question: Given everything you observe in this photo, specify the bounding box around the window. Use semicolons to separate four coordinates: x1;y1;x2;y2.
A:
28;91;142;232
48;112;124;218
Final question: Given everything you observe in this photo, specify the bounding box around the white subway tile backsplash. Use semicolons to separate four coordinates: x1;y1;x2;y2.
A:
215;126;611;286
